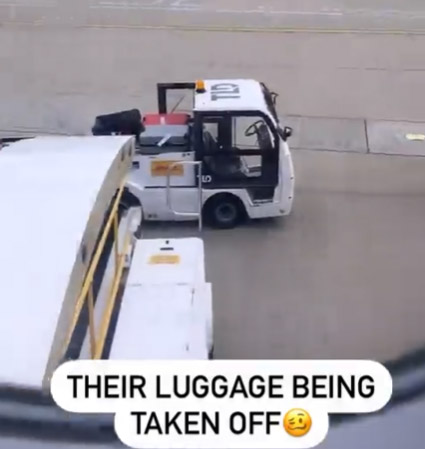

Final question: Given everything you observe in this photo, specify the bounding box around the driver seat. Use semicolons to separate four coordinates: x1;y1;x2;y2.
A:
203;132;244;179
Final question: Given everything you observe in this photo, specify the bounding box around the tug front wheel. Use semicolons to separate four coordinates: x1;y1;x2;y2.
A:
204;194;246;229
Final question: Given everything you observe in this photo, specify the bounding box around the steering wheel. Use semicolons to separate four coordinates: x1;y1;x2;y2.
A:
245;119;265;137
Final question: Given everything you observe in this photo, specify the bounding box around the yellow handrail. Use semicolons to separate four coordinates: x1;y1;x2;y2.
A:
87;284;96;359
93;208;139;358
94;229;133;359
61;181;129;359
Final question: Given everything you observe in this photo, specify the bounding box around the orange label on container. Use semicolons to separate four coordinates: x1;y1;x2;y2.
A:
150;160;184;177
149;254;180;265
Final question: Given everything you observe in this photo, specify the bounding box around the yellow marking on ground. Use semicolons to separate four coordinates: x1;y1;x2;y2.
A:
2;21;425;36
406;133;425;141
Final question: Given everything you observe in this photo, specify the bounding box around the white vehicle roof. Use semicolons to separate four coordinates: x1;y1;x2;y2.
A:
0;135;133;390
109;238;212;360
194;79;269;114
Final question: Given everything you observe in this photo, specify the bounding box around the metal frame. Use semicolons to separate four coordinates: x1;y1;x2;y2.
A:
60;181;137;362
0;136;32;150
193;109;280;190
166;161;203;231
157;82;196;114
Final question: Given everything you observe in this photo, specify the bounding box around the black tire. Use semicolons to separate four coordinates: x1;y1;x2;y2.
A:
204;195;245;229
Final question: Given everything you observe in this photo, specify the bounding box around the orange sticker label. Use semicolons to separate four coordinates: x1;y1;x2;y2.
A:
151;160;184;177
149;254;180;265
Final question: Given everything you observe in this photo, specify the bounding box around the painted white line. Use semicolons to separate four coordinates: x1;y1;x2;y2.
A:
0;2;57;6
216;9;343;16
90;5;345;16
2;0;425;19
168;0;199;6
90;1;425;18
95;0;199;7
92;2;343;16
90;5;201;11
92;0;201;11
338;8;425;18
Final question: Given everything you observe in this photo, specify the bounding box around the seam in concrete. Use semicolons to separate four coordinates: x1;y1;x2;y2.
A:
369;151;425;158
293;147;366;154
364;119;370;154
288;114;425;125
292;147;425;158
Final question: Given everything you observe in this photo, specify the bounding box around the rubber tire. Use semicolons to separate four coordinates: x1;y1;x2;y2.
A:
205;195;244;229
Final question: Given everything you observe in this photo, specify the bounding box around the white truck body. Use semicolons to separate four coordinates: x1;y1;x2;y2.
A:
109;237;213;360
0;135;213;442
94;78;295;228
0;135;134;390
127;140;294;222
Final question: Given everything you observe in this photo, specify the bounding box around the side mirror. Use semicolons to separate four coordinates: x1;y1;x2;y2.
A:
283;126;293;141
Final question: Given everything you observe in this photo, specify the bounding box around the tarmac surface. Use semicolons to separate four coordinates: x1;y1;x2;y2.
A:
2;2;425;449
144;150;425;361
1;0;425;364
1;26;425;133
2;0;425;31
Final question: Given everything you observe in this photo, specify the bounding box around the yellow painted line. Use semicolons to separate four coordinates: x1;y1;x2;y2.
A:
94;233;131;360
62;181;126;354
85;24;425;36
2;21;425;35
406;133;425;141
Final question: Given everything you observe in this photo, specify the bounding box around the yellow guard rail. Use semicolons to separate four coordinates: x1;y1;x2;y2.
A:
61;182;135;361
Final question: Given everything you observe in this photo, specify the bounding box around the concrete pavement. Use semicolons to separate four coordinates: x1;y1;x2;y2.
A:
1;2;425;447
0;0;425;363
1;0;425;31
1;26;425;129
143;149;425;362
287;116;425;156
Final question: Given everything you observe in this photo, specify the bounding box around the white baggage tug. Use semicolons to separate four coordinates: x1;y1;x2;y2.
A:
0;135;212;440
92;79;295;229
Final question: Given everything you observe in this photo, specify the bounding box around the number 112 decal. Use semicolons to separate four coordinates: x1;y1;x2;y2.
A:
211;83;241;101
